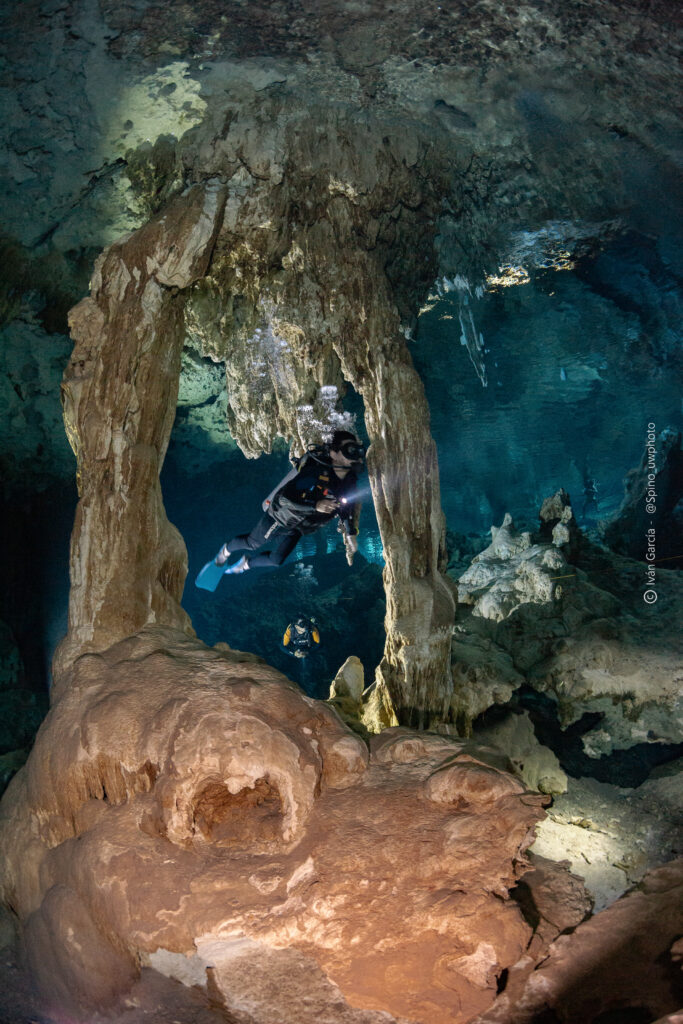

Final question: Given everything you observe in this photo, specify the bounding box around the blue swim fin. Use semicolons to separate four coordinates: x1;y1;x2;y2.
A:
195;557;226;592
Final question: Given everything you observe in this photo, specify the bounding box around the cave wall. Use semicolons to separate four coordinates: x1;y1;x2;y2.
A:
2;0;681;714
0;2;681;1021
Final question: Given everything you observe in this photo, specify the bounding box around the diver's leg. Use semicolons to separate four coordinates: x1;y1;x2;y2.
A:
247;529;301;569
222;513;278;558
299;657;311;697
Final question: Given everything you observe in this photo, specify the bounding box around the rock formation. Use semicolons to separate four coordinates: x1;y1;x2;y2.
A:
3;0;682;721
474;859;683;1024
456;511;567;623
451;501;683;755
51;96;458;720
0;627;547;1023
531;769;683;911
601;426;683;566
0;1;681;1020
473;710;567;797
55;182;227;676
448;497;682;912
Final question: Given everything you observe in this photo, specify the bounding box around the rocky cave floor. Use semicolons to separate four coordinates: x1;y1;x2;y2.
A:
0;499;681;1024
0;949;233;1024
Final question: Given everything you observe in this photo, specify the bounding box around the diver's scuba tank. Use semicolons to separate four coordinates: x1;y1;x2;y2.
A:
261;444;329;514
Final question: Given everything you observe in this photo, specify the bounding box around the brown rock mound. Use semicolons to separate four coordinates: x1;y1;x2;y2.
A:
0;628;547;1023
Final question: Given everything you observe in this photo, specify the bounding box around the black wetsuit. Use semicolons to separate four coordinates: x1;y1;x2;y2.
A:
226;458;360;569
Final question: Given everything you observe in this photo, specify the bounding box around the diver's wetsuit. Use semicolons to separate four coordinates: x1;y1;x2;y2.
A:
225;458;360;570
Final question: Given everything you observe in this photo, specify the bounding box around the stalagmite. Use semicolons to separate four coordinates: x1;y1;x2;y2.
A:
1;2;680;1019
54;183;226;680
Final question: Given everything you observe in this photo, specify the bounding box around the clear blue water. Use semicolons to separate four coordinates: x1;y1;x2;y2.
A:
162;412;387;696
161;228;682;691
413;232;682;534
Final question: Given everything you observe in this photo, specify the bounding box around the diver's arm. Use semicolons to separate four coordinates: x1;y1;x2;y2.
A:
282;625;298;657
338;496;361;536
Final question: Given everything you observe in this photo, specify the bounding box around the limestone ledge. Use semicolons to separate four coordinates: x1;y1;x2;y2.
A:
450;505;683;753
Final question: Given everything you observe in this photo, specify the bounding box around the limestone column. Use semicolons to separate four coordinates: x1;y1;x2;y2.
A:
331;263;455;727
54;183;226;684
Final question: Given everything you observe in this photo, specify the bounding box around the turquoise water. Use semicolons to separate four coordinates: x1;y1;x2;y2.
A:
162;433;386;695
413;232;681;534
161;229;681;693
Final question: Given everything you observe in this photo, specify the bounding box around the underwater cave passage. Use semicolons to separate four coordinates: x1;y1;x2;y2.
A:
493;688;683;788
412;230;683;537
160;356;386;701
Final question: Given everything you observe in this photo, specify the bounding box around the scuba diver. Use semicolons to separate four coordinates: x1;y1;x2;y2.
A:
282;616;324;699
282;617;320;659
582;475;599;520
196;430;365;590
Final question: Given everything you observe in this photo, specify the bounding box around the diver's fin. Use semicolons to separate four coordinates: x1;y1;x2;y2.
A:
223;555;249;575
195;558;225;592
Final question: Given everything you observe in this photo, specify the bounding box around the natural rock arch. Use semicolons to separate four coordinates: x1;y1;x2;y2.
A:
57;124;456;722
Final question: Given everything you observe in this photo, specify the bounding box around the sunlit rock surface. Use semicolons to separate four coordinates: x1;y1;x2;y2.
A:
531;771;683;910
0;628;547;1023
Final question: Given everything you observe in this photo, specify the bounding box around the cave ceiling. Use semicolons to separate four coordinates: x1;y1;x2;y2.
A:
0;9;682;1018
2;0;679;490
0;0;680;704
1;0;679;268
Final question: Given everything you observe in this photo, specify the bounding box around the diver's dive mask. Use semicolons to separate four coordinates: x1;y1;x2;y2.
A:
339;441;366;462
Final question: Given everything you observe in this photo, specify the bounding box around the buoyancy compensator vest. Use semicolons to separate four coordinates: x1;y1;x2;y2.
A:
261;445;333;531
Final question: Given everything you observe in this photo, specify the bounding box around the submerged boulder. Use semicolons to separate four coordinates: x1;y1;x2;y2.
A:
474;859;683;1024
473;710;567;796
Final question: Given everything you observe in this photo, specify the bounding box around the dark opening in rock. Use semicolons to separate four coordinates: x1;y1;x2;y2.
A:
192;777;283;846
